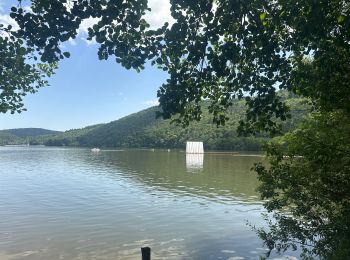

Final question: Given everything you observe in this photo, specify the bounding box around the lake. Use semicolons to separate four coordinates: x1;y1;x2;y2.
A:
0;147;298;259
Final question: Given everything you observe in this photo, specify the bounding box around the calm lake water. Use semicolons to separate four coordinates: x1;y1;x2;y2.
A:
0;147;298;260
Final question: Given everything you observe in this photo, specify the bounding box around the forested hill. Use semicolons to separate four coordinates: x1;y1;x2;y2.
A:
2;128;61;137
0;96;307;150
42;96;307;151
0;128;62;145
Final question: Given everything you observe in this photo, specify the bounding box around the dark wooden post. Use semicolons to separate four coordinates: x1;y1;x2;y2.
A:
141;247;151;260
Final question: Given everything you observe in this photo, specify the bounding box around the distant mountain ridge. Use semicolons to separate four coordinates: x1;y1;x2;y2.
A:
0;94;308;150
1;128;61;137
0;128;61;145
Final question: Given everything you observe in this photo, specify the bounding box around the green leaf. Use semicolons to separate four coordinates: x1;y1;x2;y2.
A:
260;12;267;21
337;15;345;23
63;52;70;58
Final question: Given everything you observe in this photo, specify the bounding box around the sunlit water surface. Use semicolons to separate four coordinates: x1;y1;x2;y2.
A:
0;147;298;259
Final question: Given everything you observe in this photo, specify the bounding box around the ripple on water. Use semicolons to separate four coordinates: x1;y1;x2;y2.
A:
0;147;301;259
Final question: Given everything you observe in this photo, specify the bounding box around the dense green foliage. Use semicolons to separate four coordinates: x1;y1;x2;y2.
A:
155;0;350;133
0;25;56;113
254;111;350;259
3;0;322;133
4;0;348;130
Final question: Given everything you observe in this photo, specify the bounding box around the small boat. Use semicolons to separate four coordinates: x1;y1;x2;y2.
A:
91;148;100;152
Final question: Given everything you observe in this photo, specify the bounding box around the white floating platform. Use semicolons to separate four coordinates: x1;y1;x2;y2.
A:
186;141;204;154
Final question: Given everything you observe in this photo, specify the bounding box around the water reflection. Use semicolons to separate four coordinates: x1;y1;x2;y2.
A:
86;149;263;204
186;153;204;171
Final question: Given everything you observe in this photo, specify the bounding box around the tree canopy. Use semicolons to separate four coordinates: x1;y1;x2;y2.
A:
0;24;55;113
3;0;349;132
1;0;349;258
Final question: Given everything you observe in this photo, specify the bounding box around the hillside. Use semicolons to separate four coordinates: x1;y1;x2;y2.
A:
42;96;309;151
2;128;61;137
0;94;308;150
0;128;62;145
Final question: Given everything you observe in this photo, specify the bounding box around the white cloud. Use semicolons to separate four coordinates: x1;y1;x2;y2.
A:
76;17;100;45
68;37;77;46
23;6;32;13
144;0;174;29
0;14;19;30
143;99;159;106
78;17;100;35
0;14;18;38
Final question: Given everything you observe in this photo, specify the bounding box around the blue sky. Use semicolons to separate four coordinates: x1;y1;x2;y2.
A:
0;0;172;131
